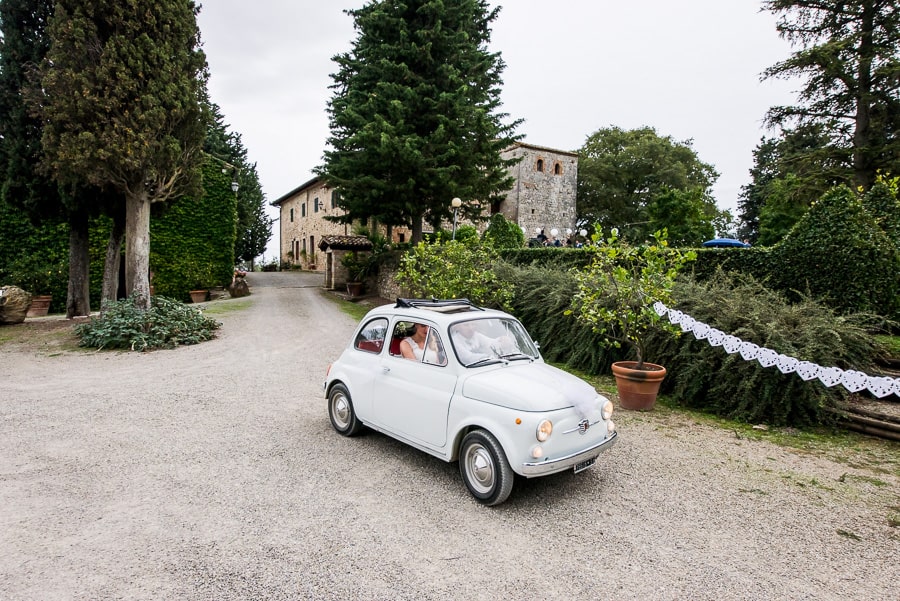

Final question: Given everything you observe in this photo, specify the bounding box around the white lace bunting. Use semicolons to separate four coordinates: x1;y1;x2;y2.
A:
652;301;899;397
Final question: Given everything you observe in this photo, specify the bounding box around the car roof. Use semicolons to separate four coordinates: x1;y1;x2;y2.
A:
361;298;514;326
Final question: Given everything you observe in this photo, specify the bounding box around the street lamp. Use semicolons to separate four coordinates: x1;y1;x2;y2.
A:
231;181;239;193
451;197;462;240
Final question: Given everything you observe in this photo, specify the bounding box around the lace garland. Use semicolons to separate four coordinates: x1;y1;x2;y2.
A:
652;302;900;399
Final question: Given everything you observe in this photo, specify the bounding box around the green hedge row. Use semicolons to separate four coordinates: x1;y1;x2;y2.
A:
501;184;900;322
496;262;885;427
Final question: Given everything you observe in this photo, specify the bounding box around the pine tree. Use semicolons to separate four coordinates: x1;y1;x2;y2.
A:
763;0;900;189
320;0;521;242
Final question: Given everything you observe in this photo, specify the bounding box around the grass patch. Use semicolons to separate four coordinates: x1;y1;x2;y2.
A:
875;335;900;358
201;298;253;316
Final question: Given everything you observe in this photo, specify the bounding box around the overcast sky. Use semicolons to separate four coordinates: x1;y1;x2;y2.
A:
196;1;799;257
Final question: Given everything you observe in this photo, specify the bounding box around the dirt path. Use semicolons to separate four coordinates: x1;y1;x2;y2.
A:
1;272;898;600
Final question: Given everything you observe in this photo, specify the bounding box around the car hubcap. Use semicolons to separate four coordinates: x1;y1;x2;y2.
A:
465;444;495;494
333;394;350;428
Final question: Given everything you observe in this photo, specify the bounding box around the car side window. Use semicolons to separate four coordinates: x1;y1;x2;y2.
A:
423;329;448;367
389;320;447;367
354;317;387;354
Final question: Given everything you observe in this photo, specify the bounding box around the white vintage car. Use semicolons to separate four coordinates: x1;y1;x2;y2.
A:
324;298;618;505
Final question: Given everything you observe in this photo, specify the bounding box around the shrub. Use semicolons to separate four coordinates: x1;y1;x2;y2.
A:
482;213;525;249
496;262;623;373
75;295;221;351
396;240;513;309
646;270;887;426
770;185;900;319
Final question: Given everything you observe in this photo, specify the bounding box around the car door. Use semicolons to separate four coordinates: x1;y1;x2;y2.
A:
373;319;457;449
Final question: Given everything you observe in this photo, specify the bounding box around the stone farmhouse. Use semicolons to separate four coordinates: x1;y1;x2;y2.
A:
271;142;578;284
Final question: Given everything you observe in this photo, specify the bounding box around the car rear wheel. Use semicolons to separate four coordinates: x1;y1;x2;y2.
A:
459;430;514;506
328;383;362;436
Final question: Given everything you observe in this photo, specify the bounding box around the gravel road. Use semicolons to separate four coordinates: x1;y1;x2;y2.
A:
1;271;898;600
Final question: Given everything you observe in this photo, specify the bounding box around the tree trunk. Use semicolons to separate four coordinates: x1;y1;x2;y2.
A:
411;214;423;244
101;209;125;309
66;210;91;318
853;0;876;190
124;189;152;310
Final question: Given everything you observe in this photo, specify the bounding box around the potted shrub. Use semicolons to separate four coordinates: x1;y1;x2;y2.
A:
341;251;373;297
181;259;217;303
569;228;696;410
8;255;61;317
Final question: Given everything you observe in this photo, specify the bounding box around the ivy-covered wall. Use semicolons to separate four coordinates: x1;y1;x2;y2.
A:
150;160;238;300
1;158;238;311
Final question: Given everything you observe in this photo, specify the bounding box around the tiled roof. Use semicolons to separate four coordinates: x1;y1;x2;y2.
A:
318;235;373;251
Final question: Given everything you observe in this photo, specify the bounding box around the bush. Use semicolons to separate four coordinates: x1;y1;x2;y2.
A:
396;241;513;309
496;262;624;373
75;295;221;351
645;270;887;426
482;214;525;249
770;185;900;319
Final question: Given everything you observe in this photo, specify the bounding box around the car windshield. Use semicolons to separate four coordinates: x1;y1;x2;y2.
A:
448;317;539;367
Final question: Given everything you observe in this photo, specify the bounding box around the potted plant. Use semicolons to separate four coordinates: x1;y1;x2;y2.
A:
182;259;217;303
569;228;696;410
8;255;62;317
341;251;373;297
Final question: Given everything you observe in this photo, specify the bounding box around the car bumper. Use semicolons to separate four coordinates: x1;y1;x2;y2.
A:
520;430;618;477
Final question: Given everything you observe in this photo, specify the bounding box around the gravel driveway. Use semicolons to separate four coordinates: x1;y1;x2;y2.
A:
1;271;898;600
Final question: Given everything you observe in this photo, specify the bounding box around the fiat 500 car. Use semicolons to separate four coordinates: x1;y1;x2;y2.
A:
323;298;618;506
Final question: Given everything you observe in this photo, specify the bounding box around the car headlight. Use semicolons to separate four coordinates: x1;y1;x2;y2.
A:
602;398;614;420
536;419;553;442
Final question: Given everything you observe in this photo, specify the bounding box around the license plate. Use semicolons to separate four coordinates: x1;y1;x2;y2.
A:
573;457;596;474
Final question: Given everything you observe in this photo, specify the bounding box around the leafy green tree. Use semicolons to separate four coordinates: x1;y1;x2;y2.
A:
647;187;715;246
576;126;720;243
32;0;209;310
763;0;900;190
737;125;847;243
319;0;522;242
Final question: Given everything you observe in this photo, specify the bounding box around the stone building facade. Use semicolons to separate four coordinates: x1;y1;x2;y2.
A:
271;141;578;270
495;142;579;241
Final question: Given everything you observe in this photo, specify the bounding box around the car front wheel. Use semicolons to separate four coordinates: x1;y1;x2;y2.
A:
328;383;362;436
459;430;514;506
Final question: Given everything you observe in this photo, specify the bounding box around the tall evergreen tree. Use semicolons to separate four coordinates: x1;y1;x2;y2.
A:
319;0;521;242
203;104;271;268
763;0;900;190
32;0;209;310
0;0;98;317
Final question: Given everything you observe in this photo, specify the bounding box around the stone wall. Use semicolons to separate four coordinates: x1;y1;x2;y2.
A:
497;143;578;241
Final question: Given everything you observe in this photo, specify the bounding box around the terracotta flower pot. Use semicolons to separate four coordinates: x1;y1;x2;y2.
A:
189;290;208;304
346;282;363;297
611;361;667;411
26;295;52;318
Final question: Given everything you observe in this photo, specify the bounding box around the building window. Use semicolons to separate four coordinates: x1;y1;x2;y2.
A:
554;162;562;175
301;203;306;217
332;190;340;209
289;208;294;222
313;197;319;213
310;235;315;257
536;158;544;172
